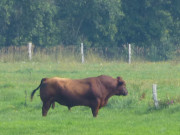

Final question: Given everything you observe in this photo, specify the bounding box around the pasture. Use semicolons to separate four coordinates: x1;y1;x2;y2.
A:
0;61;180;135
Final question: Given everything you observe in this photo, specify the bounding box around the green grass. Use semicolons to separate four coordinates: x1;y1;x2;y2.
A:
0;61;180;135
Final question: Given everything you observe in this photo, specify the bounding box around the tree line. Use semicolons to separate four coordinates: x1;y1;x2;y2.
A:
0;0;179;48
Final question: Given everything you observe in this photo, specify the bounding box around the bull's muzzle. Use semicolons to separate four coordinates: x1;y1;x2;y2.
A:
123;90;128;96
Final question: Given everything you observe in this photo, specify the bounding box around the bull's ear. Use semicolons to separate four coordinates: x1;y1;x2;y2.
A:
117;76;123;86
117;76;123;82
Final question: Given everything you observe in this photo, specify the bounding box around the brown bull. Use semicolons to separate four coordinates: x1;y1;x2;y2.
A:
31;75;128;117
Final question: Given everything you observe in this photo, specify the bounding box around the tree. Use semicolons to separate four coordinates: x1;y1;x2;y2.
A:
0;0;58;46
28;0;58;46
55;0;123;46
168;0;180;45
118;0;173;47
0;0;13;46
0;0;179;51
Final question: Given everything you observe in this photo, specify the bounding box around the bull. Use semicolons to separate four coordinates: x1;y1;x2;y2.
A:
31;75;128;117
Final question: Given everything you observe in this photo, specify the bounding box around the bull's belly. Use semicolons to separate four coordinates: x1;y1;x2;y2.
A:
55;96;92;107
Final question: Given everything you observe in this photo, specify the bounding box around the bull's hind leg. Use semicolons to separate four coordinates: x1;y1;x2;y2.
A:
42;100;51;116
68;106;71;111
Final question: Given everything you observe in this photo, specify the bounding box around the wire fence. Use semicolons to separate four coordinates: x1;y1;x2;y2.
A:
0;44;180;62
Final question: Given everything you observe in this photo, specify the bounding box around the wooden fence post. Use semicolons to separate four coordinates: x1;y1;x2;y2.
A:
81;43;84;63
152;84;159;108
28;42;32;60
129;44;131;64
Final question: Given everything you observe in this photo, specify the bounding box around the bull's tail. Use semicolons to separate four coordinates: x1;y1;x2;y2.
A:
31;78;46;101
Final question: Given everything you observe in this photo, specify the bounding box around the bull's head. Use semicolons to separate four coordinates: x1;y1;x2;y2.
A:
116;77;128;96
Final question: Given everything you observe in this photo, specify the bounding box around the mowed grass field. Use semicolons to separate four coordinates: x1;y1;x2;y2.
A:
0;61;180;135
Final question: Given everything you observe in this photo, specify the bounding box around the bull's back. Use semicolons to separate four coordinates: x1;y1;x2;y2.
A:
40;77;95;101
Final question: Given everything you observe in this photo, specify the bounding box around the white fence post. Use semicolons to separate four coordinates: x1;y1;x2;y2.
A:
128;44;131;64
28;42;32;60
81;43;84;63
152;84;159;108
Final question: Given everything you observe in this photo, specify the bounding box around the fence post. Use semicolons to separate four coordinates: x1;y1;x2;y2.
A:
81;43;84;63
152;84;159;108
128;44;131;64
28;42;32;60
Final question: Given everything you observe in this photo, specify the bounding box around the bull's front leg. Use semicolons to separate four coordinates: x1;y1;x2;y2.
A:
91;99;100;117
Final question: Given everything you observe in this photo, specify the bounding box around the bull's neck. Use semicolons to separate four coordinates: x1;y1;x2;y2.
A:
102;80;117;100
98;75;118;100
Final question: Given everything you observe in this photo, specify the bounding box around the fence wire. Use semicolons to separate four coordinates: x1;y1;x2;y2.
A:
0;45;180;62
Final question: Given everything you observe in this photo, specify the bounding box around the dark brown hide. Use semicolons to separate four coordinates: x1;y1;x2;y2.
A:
31;75;128;117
